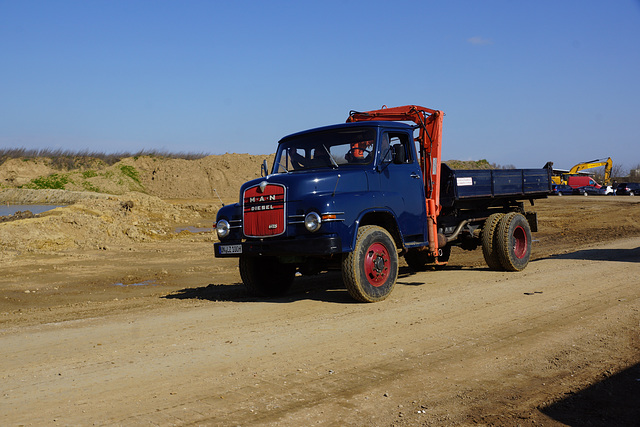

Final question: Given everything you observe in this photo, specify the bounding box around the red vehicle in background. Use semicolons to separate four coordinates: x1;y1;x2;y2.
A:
567;175;601;189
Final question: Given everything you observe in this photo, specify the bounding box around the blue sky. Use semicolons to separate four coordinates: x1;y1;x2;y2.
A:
1;0;639;170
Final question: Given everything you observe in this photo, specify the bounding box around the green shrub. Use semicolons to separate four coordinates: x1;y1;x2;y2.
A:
82;181;100;192
26;173;69;189
82;170;98;179
119;165;140;184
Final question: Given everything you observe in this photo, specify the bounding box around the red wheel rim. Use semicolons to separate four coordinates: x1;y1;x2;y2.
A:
364;242;390;287
513;225;527;259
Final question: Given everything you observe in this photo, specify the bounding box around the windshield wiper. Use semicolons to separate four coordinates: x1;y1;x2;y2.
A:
322;144;339;169
275;161;289;173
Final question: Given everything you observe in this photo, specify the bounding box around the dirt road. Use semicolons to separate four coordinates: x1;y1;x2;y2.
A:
1;197;639;426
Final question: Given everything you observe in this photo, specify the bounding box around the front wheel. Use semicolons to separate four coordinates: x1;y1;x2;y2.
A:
495;213;532;271
342;225;398;303
239;256;296;297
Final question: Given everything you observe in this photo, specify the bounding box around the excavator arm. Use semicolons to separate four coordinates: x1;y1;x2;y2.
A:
604;158;612;186
347;105;444;258
567;157;613;186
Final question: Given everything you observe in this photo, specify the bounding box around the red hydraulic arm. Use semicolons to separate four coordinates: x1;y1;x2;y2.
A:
347;105;444;259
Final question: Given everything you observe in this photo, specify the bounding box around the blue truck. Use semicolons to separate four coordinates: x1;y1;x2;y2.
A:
214;105;551;302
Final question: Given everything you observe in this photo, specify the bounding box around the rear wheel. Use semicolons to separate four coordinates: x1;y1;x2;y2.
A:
630;191;635;196
342;225;398;303
495;213;532;271
482;213;505;270
239;255;296;297
437;245;451;264
404;249;430;271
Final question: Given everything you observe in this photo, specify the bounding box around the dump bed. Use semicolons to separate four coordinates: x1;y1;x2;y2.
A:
440;163;551;208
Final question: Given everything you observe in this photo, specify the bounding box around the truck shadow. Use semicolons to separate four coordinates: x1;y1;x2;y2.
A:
540;362;640;426
543;246;640;263
398;264;468;281
164;267;442;303
164;271;356;304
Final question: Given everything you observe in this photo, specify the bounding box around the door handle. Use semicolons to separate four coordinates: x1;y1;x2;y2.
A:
410;173;421;179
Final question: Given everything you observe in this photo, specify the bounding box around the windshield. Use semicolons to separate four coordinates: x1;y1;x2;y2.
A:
273;128;376;173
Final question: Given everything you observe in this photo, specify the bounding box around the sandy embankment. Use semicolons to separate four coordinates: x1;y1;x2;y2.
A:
0;153;272;255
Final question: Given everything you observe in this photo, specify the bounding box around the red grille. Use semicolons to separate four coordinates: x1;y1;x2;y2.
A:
243;183;286;237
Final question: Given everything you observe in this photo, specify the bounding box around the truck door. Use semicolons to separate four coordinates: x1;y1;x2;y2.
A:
378;131;427;244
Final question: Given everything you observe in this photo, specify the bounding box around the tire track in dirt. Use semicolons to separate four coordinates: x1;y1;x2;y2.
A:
3;238;637;425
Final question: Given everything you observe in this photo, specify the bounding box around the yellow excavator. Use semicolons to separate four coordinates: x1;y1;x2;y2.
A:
551;157;613;186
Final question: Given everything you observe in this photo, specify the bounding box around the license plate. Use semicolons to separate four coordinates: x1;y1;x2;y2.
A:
219;244;242;255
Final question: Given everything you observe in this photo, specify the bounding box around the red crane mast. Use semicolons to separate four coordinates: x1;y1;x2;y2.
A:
347;105;444;258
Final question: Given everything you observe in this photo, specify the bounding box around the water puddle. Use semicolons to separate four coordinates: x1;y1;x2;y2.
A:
174;226;212;233
0;204;66;216
113;280;158;287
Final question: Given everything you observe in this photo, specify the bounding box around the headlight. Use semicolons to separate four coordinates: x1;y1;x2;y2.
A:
216;219;230;238
304;212;321;232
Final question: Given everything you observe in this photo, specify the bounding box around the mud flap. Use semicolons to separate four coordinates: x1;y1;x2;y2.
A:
525;212;538;233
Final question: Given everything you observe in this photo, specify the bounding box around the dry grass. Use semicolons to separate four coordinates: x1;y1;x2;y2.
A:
0;148;210;170
444;159;516;169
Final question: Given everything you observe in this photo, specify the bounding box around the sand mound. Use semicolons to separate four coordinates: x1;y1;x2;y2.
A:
0;192;203;254
118;153;274;201
0;153;280;255
0;158;57;187
0;153;274;201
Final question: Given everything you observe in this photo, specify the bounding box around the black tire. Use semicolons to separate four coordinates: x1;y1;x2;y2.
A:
239;256;296;297
630;191;635;196
495;213;532;272
404;248;433;271
481;213;504;270
404;245;450;271
342;225;398;303
437;244;451;264
557;192;563;196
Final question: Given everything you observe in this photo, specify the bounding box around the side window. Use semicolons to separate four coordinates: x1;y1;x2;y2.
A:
287;147;309;171
382;132;412;164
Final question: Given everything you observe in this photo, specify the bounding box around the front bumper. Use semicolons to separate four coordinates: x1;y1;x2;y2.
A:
214;234;342;258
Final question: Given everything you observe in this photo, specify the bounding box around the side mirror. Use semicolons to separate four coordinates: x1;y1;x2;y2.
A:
261;159;269;177
392;145;406;164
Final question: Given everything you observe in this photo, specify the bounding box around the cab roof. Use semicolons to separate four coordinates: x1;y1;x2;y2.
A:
278;121;414;144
